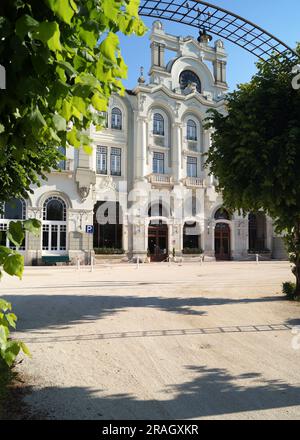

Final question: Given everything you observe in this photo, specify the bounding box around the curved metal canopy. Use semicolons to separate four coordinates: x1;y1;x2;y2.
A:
139;0;297;61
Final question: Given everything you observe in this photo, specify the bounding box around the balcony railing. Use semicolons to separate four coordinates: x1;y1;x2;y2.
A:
185;177;205;188
149;174;173;185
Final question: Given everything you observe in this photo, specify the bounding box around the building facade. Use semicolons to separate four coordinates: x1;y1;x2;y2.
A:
0;22;287;264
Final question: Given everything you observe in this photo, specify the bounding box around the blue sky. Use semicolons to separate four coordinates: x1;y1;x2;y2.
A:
119;0;300;91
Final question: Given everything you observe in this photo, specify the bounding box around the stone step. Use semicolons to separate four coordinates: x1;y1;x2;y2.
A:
94;254;128;264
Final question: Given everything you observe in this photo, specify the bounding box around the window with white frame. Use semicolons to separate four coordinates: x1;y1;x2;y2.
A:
153;152;164;174
187;156;198;178
111;108;122;130
57;146;66;170
0;199;26;250
42;196;67;252
153;113;164;136
187;119;197;141
110;148;121;176
96;146;108;175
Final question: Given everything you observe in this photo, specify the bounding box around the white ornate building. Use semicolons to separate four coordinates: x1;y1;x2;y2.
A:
0;22;287;264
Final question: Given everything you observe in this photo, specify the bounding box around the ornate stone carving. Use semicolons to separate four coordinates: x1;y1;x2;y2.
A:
98;176;117;192
79;186;90;200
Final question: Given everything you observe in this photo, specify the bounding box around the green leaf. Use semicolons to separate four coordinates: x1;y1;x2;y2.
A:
16;14;39;39
5;313;17;329
3;254;24;279
99;32;120;64
126;0;139;18
67;127;81;148
79;28;97;49
0;299;11;313
44;0;76;24
2;341;21;367
53;114;67;131
7;221;25;248
33;21;62;52
19;342;31;357
29;106;47;129
91;93;107;111
23;219;41;236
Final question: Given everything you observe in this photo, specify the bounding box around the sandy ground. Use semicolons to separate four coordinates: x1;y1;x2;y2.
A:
1;261;300;420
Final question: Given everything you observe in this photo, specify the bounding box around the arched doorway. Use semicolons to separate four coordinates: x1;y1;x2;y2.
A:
215;223;231;261
42;196;67;253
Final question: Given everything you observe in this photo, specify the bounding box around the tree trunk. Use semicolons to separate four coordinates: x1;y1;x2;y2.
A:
293;221;300;299
295;259;300;298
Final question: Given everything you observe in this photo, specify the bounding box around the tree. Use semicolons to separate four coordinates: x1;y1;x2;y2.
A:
0;0;146;368
206;47;300;296
0;0;146;202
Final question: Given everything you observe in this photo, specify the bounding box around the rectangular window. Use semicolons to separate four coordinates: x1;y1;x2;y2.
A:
110;148;121;176
43;224;66;251
187;156;197;178
0;223;7;246
0;222;25;250
57;146;66;170
51;225;58;251
42;225;50;250
96;146;107;175
60;225;67;250
153;152;164;174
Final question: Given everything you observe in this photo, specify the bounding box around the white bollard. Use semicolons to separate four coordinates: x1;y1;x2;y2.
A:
90;255;94;272
136;257;140;270
77;256;80;271
256;254;259;264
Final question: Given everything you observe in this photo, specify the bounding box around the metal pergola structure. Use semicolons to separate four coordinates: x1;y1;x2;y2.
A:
139;0;298;61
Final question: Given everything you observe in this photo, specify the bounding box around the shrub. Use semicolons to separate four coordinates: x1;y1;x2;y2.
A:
0;299;30;367
94;247;124;255
182;248;204;255
282;282;297;301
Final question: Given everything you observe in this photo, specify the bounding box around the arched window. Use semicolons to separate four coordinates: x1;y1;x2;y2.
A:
111;108;122;130
1;198;26;220
153;113;164;136
179;70;201;93
187;119;197;141
0;199;26;249
43;197;66;221
42;197;67;252
215;208;231;221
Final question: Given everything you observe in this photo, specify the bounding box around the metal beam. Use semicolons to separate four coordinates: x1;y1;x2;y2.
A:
139;0;298;61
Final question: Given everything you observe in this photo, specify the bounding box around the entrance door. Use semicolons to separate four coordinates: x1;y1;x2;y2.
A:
215;223;231;261
148;224;168;262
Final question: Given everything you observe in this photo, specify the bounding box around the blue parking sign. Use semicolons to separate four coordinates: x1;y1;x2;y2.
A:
86;225;94;234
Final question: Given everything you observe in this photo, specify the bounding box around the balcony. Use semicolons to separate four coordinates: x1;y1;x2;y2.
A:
184;177;205;188
148;174;173;186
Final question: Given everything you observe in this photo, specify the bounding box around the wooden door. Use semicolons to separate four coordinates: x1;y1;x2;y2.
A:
215;223;231;261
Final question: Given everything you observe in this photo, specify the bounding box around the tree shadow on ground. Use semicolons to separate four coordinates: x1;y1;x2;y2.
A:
18;365;300;420
1;293;284;332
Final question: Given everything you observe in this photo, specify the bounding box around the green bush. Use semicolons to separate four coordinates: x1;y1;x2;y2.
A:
94;247;124;255
282;282;297;301
182;248;204;255
0;298;30;367
0;219;39;367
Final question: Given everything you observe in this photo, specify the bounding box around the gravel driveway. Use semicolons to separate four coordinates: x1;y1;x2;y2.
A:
2;261;300;420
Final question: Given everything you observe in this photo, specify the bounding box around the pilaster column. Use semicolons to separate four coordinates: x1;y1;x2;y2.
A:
135;115;147;181
172;122;182;183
